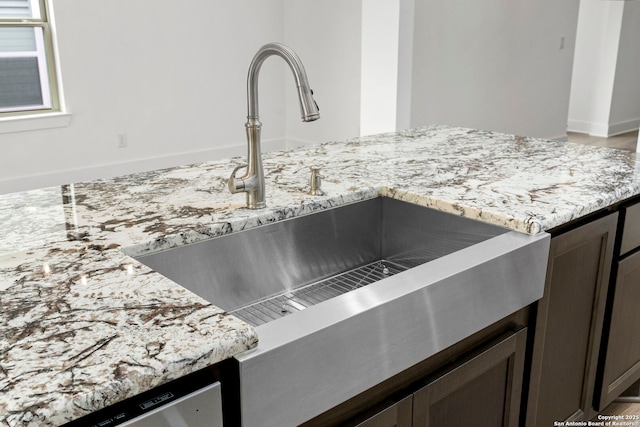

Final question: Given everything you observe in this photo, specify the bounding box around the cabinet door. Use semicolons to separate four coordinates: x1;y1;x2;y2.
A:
412;329;527;427
345;396;413;427
526;213;617;426
597;250;640;409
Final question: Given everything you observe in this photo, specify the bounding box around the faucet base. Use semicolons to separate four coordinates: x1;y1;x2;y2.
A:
246;197;266;210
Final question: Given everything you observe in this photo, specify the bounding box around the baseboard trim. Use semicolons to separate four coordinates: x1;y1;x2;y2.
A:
608;118;640;137
567;120;609;137
567;118;640;138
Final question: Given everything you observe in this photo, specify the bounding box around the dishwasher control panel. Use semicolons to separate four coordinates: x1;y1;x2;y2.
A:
63;368;223;427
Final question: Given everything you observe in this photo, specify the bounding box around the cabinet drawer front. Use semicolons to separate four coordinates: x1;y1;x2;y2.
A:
621;202;640;256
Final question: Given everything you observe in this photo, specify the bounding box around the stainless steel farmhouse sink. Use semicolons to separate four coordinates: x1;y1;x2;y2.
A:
137;197;512;325
135;197;550;427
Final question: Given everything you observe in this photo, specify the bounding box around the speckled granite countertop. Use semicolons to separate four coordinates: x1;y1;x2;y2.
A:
2;125;640;426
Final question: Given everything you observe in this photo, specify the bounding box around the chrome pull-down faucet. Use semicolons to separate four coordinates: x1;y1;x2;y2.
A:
228;43;320;209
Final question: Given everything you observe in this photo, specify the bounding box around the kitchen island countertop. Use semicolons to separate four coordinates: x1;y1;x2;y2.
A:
2;125;640;426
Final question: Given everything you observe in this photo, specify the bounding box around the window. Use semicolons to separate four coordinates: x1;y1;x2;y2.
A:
0;0;59;116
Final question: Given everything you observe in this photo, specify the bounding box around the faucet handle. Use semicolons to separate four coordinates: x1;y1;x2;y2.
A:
228;164;247;193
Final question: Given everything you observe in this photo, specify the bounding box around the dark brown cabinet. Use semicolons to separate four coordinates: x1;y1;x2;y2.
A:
412;329;526;427
597;250;640;408
345;396;413;427
345;329;527;427
526;212;618;426
597;202;640;409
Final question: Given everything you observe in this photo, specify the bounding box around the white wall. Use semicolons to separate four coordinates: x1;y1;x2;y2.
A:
1;1;289;193
0;0;365;194
568;0;624;136
610;2;640;134
396;0;415;131
1;1;587;194
568;0;640;137
409;0;580;140
282;0;362;145
359;0;399;136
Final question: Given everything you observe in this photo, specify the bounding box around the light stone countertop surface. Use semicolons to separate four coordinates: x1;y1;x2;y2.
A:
2;125;640;426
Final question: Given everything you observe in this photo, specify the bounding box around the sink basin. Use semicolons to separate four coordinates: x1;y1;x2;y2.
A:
136;197;509;326
134;197;550;427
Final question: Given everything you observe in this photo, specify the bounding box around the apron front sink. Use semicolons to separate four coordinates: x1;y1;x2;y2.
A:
134;196;550;427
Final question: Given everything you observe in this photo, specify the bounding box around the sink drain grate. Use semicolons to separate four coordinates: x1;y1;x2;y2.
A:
229;260;407;327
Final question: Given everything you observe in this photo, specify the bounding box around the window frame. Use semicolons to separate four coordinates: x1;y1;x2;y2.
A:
0;0;61;117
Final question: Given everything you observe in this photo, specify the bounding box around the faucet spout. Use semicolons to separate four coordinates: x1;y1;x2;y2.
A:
229;43;320;209
247;43;320;124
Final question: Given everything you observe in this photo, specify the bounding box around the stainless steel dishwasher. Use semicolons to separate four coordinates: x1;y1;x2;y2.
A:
63;369;223;427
